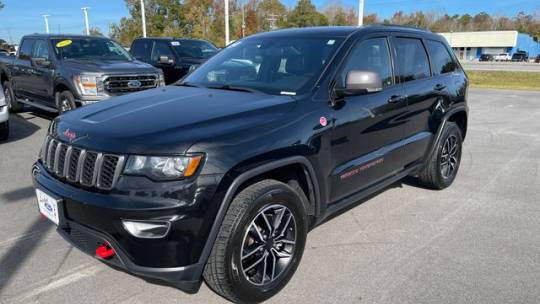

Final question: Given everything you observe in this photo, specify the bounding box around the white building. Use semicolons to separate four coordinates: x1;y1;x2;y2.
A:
439;31;540;61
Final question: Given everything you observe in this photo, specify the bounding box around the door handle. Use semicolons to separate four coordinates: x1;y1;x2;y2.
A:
434;84;447;91
387;95;406;104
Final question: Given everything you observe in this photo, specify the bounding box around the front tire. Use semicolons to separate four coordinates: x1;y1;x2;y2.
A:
57;91;77;114
204;180;308;303
418;122;463;189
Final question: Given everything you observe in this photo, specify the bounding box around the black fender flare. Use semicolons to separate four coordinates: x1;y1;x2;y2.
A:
424;105;468;164
53;78;78;99
197;156;320;269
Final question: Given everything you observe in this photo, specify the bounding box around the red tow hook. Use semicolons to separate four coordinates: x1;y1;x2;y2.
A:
95;243;116;259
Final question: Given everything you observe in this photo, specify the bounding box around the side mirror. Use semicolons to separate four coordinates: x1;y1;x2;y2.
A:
335;70;383;98
32;57;51;68
188;64;200;74
158;55;174;65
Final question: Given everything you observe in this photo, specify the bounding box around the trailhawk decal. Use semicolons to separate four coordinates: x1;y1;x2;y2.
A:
340;158;384;180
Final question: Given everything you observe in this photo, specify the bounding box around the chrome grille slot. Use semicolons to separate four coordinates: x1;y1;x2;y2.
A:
40;138;124;190
103;74;157;94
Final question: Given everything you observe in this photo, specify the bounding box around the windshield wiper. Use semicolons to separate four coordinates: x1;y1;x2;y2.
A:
176;82;204;88
205;84;262;94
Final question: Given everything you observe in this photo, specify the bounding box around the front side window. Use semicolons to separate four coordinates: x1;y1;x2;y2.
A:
151;41;175;62
182;37;343;96
426;40;456;75
131;40;151;61
18;39;35;60
172;40;218;59
52;38;133;61
394;37;431;83
340;37;393;89
33;40;50;60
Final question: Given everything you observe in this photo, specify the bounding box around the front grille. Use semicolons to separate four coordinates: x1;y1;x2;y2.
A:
41;136;125;190
103;74;158;94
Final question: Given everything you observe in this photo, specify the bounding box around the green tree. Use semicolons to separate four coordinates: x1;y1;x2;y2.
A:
257;0;288;31
288;0;328;27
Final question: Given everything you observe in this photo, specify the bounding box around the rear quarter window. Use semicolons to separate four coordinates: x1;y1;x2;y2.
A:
426;40;457;75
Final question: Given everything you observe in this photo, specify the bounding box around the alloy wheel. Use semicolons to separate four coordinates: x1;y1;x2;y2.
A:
241;204;297;286
60;98;73;112
440;135;458;179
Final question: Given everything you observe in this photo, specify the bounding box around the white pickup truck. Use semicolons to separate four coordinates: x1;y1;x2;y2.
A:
493;53;511;61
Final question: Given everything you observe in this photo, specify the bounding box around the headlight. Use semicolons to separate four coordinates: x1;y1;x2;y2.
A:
73;74;103;96
158;73;165;87
124;155;203;180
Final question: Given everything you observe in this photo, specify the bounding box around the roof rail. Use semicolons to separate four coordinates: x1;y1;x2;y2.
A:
369;23;432;32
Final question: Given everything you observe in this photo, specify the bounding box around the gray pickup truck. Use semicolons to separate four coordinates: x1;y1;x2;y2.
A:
0;34;164;113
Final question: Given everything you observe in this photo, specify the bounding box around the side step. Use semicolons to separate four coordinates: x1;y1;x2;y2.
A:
17;99;58;113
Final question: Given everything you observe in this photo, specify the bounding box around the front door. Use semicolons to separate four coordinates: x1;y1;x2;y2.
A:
329;35;408;202
30;39;54;104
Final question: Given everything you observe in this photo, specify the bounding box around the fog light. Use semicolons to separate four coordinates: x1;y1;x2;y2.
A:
122;220;171;239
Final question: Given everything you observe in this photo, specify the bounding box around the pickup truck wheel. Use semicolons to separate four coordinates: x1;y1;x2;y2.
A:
4;82;23;113
204;180;308;303
57;91;76;113
418;122;463;189
0;120;9;141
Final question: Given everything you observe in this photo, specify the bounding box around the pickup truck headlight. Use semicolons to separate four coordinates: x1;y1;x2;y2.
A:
158;73;165;87
73;74;103;96
124;155;203;180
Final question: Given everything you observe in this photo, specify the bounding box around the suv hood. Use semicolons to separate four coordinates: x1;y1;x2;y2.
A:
63;59;158;74
56;86;296;154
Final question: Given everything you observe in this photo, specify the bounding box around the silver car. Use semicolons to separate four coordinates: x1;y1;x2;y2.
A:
0;84;9;140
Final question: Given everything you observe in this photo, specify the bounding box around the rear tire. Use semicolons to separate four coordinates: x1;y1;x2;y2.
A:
204;180;308;303
418;122;463;190
0;120;9;141
57;91;77;114
4;82;23;113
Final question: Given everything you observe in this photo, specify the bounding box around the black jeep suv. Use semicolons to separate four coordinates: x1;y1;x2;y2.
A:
32;26;468;303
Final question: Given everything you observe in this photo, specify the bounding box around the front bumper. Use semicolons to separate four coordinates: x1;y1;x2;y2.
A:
32;161;222;292
0;103;8;123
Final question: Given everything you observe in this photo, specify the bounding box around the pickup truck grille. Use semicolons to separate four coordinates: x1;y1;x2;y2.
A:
103;75;158;94
40;136;125;190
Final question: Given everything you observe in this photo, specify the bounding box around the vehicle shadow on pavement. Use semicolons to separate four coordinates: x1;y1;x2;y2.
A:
0;186;35;204
2;113;42;144
0;216;53;294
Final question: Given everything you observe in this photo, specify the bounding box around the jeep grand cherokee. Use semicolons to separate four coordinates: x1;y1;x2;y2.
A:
32;25;468;303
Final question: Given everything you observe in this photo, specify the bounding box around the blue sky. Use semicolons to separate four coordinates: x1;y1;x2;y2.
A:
0;0;539;44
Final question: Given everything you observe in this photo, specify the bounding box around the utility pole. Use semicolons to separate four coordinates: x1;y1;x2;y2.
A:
42;15;50;34
224;0;230;45
241;2;246;38
81;7;90;35
358;0;364;27
141;0;146;38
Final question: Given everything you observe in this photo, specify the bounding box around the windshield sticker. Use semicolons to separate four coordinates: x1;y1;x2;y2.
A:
327;40;335;45
171;41;180;46
280;91;296;96
56;40;72;48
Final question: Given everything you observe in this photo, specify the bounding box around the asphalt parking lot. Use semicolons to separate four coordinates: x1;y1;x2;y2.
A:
1;88;540;304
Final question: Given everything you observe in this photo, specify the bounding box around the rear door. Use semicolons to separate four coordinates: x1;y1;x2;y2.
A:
390;35;438;166
329;34;408;202
30;39;54;104
11;38;35;98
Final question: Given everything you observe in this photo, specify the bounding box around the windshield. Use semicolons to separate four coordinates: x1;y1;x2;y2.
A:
181;37;343;96
53;38;133;61
172;40;217;59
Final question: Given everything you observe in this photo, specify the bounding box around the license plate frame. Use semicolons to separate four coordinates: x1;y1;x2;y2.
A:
36;188;61;225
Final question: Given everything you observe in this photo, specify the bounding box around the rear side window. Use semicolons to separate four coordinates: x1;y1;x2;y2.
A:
131;39;151;61
341;37;393;89
426;40;456;75
394;37;430;83
150;41;175;62
18;39;35;60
